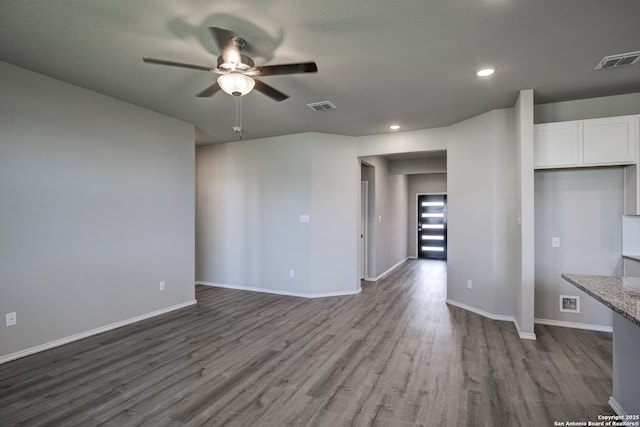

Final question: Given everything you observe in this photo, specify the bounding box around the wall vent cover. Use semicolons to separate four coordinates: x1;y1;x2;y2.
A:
595;50;640;70
307;101;336;111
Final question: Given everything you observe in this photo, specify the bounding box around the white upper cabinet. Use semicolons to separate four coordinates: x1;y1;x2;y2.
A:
534;121;580;168
583;116;637;165
534;115;638;169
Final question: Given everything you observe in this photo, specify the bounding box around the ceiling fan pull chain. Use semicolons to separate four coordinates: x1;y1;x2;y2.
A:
233;96;243;139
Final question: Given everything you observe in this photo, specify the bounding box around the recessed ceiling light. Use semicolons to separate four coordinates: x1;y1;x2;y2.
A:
476;67;496;77
389;124;401;130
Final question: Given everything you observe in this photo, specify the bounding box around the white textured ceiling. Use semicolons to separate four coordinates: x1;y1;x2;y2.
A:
1;1;639;144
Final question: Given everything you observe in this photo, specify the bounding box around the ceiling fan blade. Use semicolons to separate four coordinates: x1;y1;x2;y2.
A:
143;57;213;72
254;79;289;102
208;27;236;53
196;83;221;98
254;62;318;76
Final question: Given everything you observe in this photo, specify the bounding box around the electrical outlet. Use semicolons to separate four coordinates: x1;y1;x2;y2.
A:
159;280;165;291
467;280;473;289
552;237;560;248
6;312;17;327
289;270;295;278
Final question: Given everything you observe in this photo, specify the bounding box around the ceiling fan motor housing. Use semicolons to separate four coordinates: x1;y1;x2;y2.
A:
218;52;255;71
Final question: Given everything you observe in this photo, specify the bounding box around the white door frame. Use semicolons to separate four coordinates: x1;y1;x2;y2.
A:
360;181;369;280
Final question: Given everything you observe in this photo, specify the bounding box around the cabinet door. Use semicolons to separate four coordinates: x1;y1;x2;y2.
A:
583;116;637;165
533;122;580;168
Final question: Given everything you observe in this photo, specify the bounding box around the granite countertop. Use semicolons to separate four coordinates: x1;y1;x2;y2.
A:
562;274;640;327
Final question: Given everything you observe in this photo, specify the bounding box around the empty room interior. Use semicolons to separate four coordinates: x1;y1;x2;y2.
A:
2;1;640;425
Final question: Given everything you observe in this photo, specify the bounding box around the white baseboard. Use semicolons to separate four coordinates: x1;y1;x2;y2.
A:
408;256;418;260
514;318;537;340
609;396;627;416
0;300;197;365
196;281;361;299
372;258;408;281
446;299;537;340
534;318;612;333
446;298;514;322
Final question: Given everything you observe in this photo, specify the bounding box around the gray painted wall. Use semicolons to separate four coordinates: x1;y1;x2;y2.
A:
309;134;360;294
389;157;446;175
535;92;640;123
359;156;408;278
196;133;359;296
447;109;517;316
623;258;640;277
357;127;448;157
406;174;447;258
197;136;312;293
534;168;622;327
0;61;195;359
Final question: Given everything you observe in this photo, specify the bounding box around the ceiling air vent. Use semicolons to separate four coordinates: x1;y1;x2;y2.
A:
595;50;640;70
307;101;336;111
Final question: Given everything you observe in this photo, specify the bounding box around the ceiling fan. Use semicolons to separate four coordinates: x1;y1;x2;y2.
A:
143;27;318;102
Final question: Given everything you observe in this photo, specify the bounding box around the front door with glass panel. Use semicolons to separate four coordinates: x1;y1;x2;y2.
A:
417;194;447;260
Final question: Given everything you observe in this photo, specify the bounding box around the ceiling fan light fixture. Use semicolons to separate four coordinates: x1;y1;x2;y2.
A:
476;66;496;77
217;73;255;96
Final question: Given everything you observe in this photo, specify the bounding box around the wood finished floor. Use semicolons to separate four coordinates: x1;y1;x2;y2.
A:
0;260;614;426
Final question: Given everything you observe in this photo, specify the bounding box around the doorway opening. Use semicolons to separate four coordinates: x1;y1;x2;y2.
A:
417;194;447;260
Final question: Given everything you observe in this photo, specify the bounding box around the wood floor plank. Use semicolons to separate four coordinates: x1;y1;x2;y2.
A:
0;260;615;426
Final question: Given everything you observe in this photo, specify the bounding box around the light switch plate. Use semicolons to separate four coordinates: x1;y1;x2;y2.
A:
552;237;560;248
6;312;17;327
